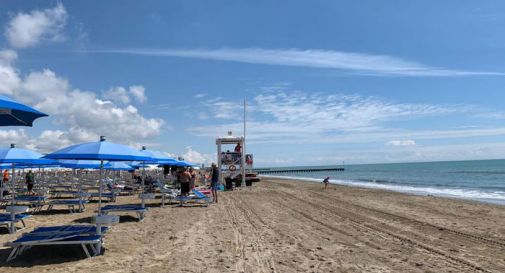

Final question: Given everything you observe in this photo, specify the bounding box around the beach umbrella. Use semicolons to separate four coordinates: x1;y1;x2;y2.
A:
137;146;172;207
103;162;134;188
44;136;153;253
58;160;108;169
0;95;47;126
103;161;133;171
58;160;113;191
44;136;152;211
139;146;173;162
171;160;196;167
0;144;52;232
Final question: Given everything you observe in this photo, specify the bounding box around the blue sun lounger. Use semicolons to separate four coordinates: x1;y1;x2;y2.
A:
100;204;147;221
88;192;117;202
5;225;109;262
0;213;32;233
13;196;47;213
175;189;212;207
46;199;89;213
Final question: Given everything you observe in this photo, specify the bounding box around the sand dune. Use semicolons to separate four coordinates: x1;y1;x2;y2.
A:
1;178;505;272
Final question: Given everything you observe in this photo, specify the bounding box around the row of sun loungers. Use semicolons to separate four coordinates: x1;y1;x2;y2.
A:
1;178;215;262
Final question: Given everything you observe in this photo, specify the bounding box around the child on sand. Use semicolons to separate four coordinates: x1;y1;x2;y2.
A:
323;177;330;189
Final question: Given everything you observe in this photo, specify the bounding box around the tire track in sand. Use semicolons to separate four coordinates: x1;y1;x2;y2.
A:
223;194;276;273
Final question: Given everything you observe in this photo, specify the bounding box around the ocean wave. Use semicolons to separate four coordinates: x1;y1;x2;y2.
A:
261;174;505;204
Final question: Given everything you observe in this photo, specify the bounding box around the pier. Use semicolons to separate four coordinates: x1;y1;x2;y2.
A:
254;167;345;174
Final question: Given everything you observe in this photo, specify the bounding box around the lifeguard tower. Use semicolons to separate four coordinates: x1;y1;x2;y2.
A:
216;131;246;188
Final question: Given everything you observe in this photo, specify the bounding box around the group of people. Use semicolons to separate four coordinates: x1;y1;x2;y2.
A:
1;169;35;196
173;164;220;203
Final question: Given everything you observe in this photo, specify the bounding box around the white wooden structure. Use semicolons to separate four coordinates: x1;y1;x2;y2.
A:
216;131;245;187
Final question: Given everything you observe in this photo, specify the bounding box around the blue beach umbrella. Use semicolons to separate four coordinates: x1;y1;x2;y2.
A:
0;144;51;232
0;95;47;126
139;146;173;163
44;136;152;210
103;161;133;171
172;160;196;167
58;160;108;169
137;146;173;206
44;136;154;253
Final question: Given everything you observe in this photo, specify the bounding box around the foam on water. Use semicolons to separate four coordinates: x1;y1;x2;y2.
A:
262;174;505;205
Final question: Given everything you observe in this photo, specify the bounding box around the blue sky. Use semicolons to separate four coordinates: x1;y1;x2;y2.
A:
2;1;505;166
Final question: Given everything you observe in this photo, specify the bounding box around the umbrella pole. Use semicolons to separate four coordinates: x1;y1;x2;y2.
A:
141;162;145;209
11;164;15;205
96;160;104;255
10;163;15;233
99;160;103;213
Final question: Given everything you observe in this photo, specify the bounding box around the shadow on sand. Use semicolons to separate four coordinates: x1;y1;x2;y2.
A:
0;244;105;267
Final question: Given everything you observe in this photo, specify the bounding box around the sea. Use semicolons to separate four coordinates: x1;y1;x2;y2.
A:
260;159;505;205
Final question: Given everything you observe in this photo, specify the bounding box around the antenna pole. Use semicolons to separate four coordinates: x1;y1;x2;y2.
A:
242;98;246;186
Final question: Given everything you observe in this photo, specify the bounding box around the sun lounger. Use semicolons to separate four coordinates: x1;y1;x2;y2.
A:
46;192;90;213
0;213;31;233
154;181;178;206
175;189;212;207
5;225;109;262
88;192;117;202
12;196;47;213
100;204;147;221
50;190;83;198
46;199;89;213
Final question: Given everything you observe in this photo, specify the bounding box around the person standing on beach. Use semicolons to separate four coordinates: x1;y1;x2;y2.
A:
323;177;330;189
189;168;196;189
1;170;7;188
210;163;219;203
180;168;191;196
26;170;35;195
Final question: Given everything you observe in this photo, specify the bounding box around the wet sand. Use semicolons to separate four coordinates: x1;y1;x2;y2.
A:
1;177;505;272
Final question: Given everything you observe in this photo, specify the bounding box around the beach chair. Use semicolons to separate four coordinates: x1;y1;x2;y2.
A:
100;204;148;221
5;224;109;262
175;189;212;207
46;192;90;213
88;191;117;202
154;181;178;206
0;206;32;233
13;196;47;213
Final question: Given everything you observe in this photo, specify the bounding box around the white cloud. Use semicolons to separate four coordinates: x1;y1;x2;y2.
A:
0;129;28;147
180;146;214;165
189;90;470;142
5;3;68;48
103;85;147;105
103;87;131;105
194;93;207;99
129;85;147;104
208;100;243;120
0;49;20;94
0;49;165;153
386;140;417;146
95;48;505;77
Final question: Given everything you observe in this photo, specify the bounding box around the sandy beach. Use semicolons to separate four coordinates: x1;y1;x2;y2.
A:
1;177;505;273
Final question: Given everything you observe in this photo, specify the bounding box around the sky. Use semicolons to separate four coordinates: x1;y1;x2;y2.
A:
2;1;505;166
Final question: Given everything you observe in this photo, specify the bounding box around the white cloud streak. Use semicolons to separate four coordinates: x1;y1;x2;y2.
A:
93;48;505;77
187;88;505;150
386;140;417;147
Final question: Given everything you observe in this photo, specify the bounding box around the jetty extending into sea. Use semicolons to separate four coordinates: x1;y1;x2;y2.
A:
254;166;345;174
